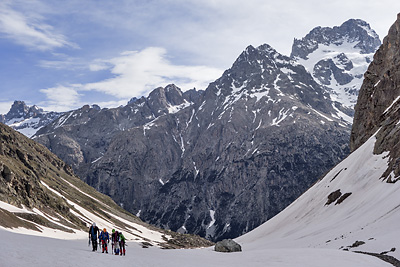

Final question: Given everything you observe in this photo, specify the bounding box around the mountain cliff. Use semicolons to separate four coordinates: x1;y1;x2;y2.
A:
351;13;400;182
34;42;351;242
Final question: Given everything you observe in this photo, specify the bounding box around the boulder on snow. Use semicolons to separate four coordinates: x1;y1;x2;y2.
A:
214;239;242;253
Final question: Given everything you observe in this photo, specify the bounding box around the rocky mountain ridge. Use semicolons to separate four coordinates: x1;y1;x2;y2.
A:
33;85;202;178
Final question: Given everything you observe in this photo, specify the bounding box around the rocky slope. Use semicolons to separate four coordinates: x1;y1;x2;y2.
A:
350;13;400;182
292;19;381;110
0;122;212;248
0;101;62;137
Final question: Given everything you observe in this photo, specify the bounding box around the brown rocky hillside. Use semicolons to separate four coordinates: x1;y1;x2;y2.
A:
0;122;212;248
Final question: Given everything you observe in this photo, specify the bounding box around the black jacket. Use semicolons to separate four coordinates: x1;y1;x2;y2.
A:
89;225;100;240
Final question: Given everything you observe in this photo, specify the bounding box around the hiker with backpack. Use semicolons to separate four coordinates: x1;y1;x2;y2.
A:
111;229;120;255
88;222;100;252
99;228;110;253
119;232;126;256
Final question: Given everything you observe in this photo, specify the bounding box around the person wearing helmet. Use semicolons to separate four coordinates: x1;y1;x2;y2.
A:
89;222;100;252
99;228;110;253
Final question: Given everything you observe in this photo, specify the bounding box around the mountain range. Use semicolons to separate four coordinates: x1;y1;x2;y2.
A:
1;19;381;242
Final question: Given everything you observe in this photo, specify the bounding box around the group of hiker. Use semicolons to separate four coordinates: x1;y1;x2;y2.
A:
88;222;126;255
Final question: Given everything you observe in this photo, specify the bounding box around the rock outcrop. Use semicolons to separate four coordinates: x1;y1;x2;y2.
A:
350;13;400;181
215;239;242;252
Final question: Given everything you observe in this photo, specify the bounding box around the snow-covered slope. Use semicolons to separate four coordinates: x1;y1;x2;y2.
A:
237;130;399;263
0;228;388;267
296;42;375;108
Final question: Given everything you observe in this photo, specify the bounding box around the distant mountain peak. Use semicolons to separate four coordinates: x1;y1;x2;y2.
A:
291;19;381;109
291;19;381;60
1;101;61;138
6;100;30;120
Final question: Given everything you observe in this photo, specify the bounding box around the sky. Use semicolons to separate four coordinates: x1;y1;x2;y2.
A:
0;0;400;114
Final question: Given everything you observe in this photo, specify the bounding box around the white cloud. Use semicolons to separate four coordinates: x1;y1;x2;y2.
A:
82;47;222;98
38;47;223;111
39;85;82;112
0;1;77;51
0;101;13;114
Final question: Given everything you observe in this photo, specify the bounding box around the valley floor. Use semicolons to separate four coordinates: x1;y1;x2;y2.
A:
1;229;390;267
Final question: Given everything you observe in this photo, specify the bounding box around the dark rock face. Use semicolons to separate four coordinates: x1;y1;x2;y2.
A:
350;13;400;181
215;239;242;252
313;59;353;86
35;42;351;241
34;85;203;180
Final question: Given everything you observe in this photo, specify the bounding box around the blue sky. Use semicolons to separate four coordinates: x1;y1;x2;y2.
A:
1;0;400;113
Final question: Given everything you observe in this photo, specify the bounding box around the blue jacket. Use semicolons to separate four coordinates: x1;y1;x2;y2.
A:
99;231;109;241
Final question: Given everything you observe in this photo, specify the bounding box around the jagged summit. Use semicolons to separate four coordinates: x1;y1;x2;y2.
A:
291;19;381;109
3;101;43;122
208;42;334;117
291;19;380;59
0;101;61;138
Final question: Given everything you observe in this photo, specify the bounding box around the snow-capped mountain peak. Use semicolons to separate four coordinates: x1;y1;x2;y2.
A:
291;19;381;109
0;101;62;138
